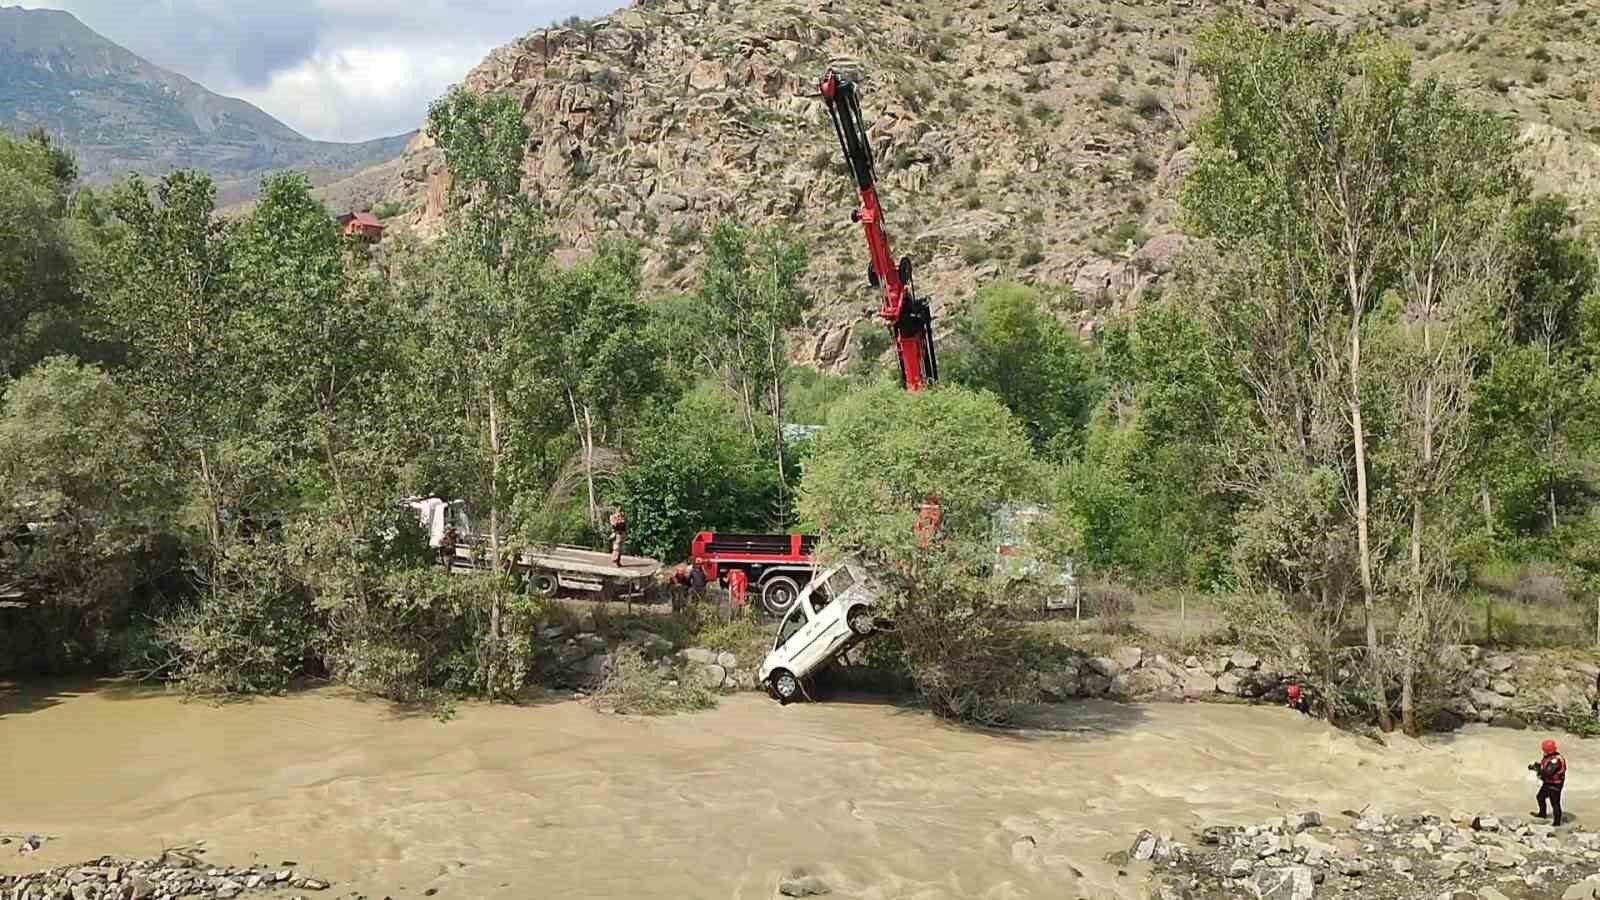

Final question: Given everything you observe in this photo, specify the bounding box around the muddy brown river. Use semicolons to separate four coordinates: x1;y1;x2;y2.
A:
1;680;1590;899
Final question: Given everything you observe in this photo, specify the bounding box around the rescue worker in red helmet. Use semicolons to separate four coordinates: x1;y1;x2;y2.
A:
1286;683;1312;716
1530;738;1568;826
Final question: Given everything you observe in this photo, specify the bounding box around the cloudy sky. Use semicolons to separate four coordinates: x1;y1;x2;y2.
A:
16;0;623;143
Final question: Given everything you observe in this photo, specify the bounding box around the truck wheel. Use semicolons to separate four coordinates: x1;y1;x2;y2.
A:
761;576;801;617
847;605;875;636
771;669;801;704
531;572;558;596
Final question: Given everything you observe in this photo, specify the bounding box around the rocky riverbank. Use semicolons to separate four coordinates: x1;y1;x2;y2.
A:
537;608;1600;734
1135;808;1600;900
0;848;333;900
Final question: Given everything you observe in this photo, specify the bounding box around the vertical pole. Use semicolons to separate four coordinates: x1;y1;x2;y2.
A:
1180;592;1187;647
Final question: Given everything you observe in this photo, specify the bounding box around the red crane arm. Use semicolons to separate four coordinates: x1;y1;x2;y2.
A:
819;71;938;392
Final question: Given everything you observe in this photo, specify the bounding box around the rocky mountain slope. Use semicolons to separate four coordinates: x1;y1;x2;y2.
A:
325;0;1600;370
0;6;415;204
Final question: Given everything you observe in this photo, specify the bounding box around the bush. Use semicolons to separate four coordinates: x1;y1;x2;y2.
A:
1131;153;1158;179
165;538;324;695
797;385;1052;724
1099;84;1126;106
962;238;994;265
1026;44;1052;65
1135;90;1163;118
588;646;719;715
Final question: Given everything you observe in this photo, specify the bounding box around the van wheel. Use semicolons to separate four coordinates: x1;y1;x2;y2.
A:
761;576;801;617
771;669;801;704
531;572;558;596
847;605;875;636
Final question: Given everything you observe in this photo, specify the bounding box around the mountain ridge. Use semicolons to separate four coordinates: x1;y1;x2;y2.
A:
0;4;416;204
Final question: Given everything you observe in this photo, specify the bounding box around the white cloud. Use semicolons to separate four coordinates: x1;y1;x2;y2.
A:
13;0;625;142
228;43;497;142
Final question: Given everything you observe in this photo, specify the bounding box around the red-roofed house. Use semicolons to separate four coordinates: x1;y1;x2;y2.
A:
337;210;385;242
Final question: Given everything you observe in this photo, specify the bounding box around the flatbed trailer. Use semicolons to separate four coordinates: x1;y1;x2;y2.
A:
444;541;663;600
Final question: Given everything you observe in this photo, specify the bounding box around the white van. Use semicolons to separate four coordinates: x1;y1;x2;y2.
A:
759;560;884;703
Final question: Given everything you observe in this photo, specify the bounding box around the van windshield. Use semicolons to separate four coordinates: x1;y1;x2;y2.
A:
774;604;807;649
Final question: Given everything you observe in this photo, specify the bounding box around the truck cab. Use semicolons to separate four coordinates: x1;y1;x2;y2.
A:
759;560;883;703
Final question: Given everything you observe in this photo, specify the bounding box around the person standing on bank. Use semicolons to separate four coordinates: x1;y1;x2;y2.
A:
1531;739;1568;826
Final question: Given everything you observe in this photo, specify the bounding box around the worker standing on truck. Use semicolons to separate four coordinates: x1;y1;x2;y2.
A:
609;508;628;567
440;523;458;571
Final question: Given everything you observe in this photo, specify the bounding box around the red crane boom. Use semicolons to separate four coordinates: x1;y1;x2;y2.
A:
819;71;938;392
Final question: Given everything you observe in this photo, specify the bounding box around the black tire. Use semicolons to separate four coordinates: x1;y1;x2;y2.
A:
761;576;801;617
531;571;559;596
770;668;802;704
847;605;875;636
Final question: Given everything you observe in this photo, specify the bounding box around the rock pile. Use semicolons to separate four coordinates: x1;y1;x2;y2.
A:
1448;647;1600;728
542;617;761;693
1137;808;1600;900
1;851;332;900
1037;646;1287;702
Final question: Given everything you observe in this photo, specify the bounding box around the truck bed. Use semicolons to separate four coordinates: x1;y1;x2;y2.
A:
449;544;662;579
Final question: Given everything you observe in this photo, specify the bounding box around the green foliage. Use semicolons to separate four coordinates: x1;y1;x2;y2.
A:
165;537;323;695
942;282;1100;457
797;384;1051;723
613;385;779;561
0;130;89;380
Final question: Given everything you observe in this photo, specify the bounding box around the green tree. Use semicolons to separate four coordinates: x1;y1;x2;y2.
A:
0;357;165;670
797;384;1049;723
231;172;409;620
614;385;779;560
1472;197;1600;536
1183;14;1530;731
687;221;813;518
425;86;548;697
942;281;1100;457
537;241;665;527
0;131;80;381
92;171;238;552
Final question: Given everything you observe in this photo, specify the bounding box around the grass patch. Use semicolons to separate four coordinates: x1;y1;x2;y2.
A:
1135;90;1164;118
691;614;770;663
1099;83;1126;106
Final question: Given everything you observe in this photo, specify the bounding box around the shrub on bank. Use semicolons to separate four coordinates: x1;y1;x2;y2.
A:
588;646;719;715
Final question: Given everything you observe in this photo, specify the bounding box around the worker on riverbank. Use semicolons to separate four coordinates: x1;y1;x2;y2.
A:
609;508;628;567
1286;683;1312;716
689;559;708;601
1532;739;1568;826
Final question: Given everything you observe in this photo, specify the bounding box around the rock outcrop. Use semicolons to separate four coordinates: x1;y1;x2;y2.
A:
311;0;1600;370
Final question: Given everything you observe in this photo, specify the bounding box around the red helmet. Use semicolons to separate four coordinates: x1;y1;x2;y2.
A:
1543;739;1559;754
1287;684;1302;699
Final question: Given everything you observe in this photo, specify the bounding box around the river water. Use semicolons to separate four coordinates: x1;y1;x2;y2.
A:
0;680;1587;899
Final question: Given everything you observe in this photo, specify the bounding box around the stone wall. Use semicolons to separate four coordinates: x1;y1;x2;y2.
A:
1035;645;1289;703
